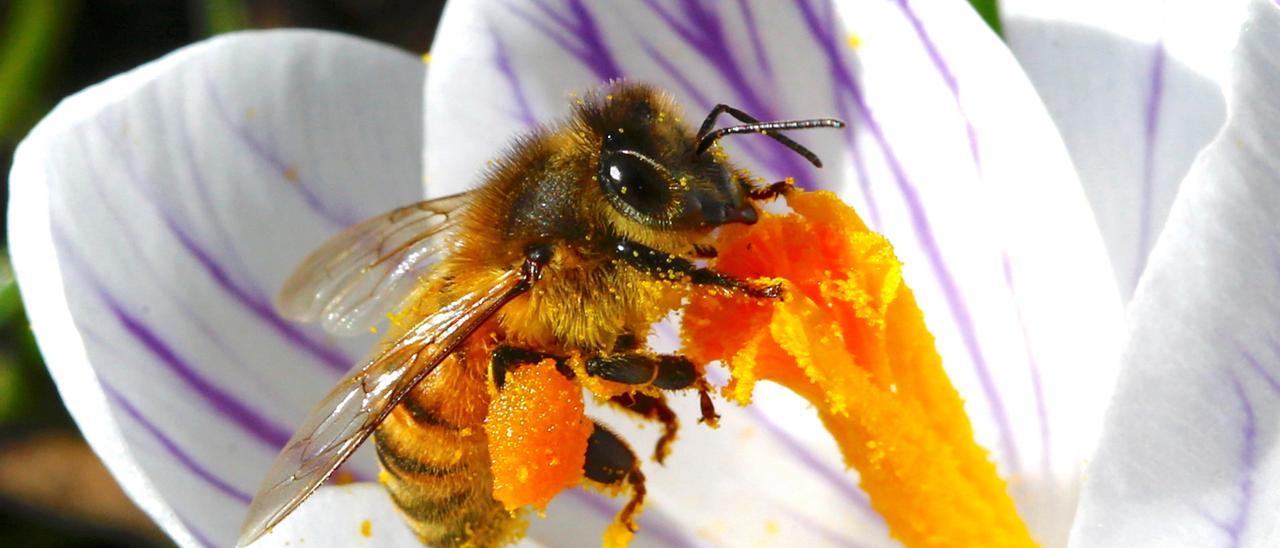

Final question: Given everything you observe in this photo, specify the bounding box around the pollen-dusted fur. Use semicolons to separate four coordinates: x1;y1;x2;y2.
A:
443;83;733;352
373;82;751;546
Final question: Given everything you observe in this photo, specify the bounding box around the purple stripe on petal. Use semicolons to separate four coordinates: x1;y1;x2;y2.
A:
1002;256;1052;476
488;20;539;129
204;80;359;228
101;292;292;448
93;107;355;375
1245;349;1280;394
865;111;1023;473
635;38;788;179
798;0;1021;472
48;227;297;453
562;490;699;548
525;0;577;33
794;0;882;222
783;507;875;548
639;41;713;108
176;515;219;548
562;0;623;79
516;0;623;81
640;0;709;53
642;0;816;183
895;0;982;170
158;212;352;374
169;90;259;285
736;0;774;81
1223;376;1256;545
741;405;880;520
1134;42;1167;287
507;1;594;67
703;367;879;520
105;384;253;504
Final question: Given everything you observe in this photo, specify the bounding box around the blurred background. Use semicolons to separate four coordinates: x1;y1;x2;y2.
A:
0;0;998;546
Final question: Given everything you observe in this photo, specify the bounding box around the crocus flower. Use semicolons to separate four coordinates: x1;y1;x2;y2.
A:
8;0;1278;546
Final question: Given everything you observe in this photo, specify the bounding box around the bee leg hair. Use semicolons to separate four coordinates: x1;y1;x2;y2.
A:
585;353;696;390
746;179;794;201
691;244;718;258
608;392;679;463
584;421;647;532
489;346;572;389
611;238;782;299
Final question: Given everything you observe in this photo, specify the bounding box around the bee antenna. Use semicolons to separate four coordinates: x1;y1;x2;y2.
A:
696;118;845;168
696;104;844;169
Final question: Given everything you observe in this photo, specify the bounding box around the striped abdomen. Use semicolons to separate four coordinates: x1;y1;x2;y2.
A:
373;352;523;546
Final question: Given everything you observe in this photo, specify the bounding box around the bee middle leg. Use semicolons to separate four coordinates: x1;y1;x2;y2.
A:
609;392;679;463
586;352;720;426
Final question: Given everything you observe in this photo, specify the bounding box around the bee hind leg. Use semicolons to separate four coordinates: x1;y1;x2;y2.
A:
584;421;647;533
489;345;572;389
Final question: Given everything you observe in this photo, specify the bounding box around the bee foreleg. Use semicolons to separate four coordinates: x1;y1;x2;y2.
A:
489;345;572;389
746;179;794;201
584;421;646;532
608;392;679;463
612;239;781;299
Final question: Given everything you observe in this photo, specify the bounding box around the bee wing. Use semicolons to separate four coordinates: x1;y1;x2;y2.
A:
238;268;526;547
276;192;472;336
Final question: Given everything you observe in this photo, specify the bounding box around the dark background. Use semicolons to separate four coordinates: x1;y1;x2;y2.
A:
0;2;445;546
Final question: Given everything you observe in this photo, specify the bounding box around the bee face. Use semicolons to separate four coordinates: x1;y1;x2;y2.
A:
582;84;757;231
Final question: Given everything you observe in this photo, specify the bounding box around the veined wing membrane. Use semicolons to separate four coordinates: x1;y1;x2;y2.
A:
276;192;471;336
238;268;526;547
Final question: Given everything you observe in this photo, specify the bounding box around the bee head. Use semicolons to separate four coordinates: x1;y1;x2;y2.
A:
577;82;843;233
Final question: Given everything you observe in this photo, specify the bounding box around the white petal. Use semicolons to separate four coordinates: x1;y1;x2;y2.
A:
8;31;425;547
426;1;1123;543
253;484;420;547
1002;0;1251;298
1071;1;1280;545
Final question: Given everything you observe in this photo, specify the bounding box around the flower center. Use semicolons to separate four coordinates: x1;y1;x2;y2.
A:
682;189;1035;546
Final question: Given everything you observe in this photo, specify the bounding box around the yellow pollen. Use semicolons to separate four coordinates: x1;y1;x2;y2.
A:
420;51;432;63
682;189;1033;547
847;33;862;48
359;519;372;538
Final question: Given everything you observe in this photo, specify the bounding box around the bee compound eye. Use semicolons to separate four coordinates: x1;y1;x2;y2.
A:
599;153;671;220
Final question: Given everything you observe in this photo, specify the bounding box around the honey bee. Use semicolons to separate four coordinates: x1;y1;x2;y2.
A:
236;82;843;547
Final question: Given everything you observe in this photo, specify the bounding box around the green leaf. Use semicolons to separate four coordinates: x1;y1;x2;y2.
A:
0;353;28;423
0;251;19;327
968;0;1003;37
0;0;71;139
203;0;249;35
